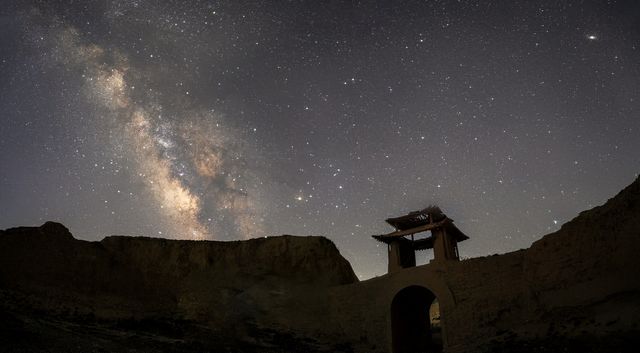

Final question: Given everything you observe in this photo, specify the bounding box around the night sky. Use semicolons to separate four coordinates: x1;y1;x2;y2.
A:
1;1;639;279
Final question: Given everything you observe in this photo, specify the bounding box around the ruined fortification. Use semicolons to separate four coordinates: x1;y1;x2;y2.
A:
1;177;639;352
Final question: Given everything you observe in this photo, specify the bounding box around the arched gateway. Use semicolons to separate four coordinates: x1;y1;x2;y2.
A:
369;206;468;352
391;285;442;353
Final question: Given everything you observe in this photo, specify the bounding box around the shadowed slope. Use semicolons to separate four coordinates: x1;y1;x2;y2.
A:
0;226;357;352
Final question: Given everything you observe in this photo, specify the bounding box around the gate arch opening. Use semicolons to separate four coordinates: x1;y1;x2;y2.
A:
391;285;443;353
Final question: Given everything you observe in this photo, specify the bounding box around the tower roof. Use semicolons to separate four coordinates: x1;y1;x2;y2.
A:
384;206;446;230
372;207;469;250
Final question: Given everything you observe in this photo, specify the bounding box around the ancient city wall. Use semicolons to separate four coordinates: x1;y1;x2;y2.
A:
329;177;640;352
1;177;638;352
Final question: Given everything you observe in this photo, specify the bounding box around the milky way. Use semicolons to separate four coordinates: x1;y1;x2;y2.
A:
50;22;264;240
1;1;639;279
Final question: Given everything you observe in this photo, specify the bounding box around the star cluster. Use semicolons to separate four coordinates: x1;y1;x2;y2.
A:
1;1;639;279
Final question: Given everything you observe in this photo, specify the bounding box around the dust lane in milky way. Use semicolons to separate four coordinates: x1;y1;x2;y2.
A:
19;11;266;241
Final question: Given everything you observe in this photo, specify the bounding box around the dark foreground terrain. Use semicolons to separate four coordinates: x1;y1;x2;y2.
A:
0;309;348;352
0;223;357;352
1;177;639;352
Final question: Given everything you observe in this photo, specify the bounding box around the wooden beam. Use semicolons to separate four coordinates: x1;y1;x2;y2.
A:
376;218;451;238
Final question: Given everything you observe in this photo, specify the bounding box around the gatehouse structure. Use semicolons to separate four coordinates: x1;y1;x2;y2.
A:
372;206;469;273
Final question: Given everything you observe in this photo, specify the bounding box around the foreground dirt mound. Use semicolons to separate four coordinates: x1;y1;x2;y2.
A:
0;227;357;352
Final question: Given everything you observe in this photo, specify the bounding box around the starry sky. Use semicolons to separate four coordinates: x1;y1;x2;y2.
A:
1;0;639;279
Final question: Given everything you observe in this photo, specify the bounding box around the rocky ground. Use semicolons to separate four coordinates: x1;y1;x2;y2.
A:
0;307;351;353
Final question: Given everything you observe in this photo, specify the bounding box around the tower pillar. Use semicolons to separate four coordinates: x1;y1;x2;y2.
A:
432;228;460;262
388;239;417;273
